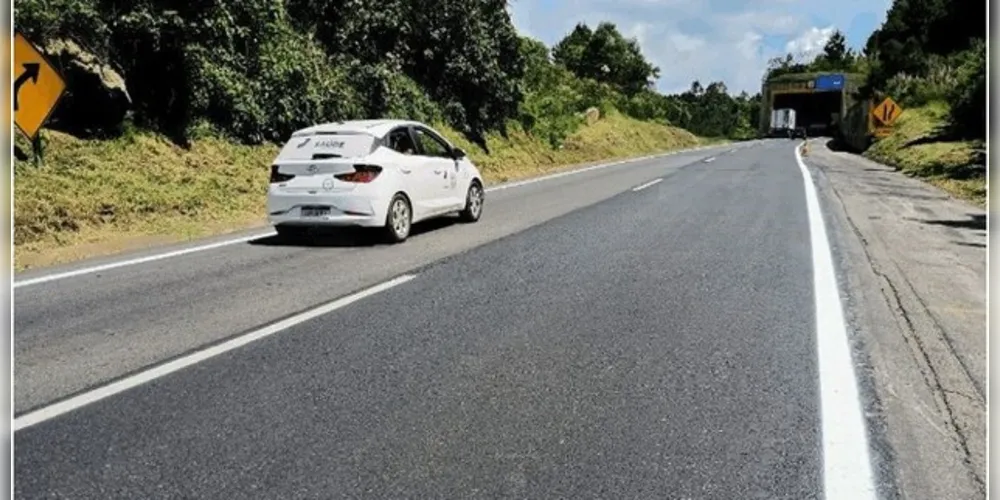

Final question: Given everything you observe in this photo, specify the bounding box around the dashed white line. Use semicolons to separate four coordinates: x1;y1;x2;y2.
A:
795;145;877;500
703;157;716;163
15;145;725;288
12;273;417;431
631;178;663;192
484;144;713;192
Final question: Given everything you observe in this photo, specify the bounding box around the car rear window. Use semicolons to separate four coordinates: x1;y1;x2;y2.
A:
281;132;378;160
312;133;378;158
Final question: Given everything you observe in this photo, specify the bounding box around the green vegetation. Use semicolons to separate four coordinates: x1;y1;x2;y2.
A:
13;112;700;270
864;102;985;206
863;0;985;138
13;0;763;267
862;0;985;203
763;0;985;203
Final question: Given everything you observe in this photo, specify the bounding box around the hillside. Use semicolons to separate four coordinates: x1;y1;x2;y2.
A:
864;102;985;206
13;1;761;269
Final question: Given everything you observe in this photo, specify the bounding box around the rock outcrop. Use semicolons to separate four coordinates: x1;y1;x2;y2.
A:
43;39;132;137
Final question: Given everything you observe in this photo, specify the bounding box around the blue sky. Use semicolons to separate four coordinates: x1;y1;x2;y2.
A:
508;0;892;95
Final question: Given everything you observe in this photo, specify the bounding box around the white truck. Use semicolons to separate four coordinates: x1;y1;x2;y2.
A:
769;108;802;138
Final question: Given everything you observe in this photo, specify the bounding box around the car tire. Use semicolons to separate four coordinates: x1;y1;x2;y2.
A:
458;181;484;223
383;193;412;243
275;225;308;242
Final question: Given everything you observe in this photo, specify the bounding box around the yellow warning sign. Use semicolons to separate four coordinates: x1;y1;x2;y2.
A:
13;32;66;140
871;97;903;127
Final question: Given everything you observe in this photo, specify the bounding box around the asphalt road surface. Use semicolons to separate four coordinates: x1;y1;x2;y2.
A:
15;140;897;498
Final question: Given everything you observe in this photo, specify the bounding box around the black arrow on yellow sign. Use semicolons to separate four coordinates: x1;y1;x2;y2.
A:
14;62;41;112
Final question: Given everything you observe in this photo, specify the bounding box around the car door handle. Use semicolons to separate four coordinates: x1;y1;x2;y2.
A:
433;169;443;174
400;168;412;174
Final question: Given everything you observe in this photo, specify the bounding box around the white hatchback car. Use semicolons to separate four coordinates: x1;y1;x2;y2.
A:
267;119;485;243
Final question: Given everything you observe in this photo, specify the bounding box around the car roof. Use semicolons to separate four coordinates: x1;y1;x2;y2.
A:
291;119;427;138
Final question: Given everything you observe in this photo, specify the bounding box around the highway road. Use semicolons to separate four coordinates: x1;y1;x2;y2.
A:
14;140;902;498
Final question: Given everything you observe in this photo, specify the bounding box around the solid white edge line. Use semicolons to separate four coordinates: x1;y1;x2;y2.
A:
795;146;877;500
12;273;417;432
15;144;725;288
13;231;277;289
631;178;663;192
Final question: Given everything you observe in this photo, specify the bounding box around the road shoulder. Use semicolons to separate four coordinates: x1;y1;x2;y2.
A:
805;142;986;499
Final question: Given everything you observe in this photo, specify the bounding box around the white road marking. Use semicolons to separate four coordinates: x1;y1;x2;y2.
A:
485;144;713;192
12;273;417;431
14;145;724;288
703;157;716;163
13;231;276;289
631;178;663;192
795;146;877;499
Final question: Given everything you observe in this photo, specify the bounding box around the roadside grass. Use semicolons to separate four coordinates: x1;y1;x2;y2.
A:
14;111;706;270
864;101;985;206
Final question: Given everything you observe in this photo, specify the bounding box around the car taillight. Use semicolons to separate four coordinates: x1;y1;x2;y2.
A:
270;165;294;183
335;165;382;183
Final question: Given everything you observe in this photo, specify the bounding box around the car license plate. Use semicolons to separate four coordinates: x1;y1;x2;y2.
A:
301;206;330;217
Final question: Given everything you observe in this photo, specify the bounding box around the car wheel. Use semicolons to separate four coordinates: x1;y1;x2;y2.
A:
275;225;308;242
384;193;412;243
458;181;484;223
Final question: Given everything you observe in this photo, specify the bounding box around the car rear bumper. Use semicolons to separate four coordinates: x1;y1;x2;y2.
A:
267;191;387;228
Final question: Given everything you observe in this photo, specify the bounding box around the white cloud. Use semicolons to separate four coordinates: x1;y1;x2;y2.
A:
667;32;706;54
631;14;786;94
722;12;802;35
785;26;836;61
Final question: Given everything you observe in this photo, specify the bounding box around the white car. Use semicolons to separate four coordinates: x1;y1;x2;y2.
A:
267;119;485;243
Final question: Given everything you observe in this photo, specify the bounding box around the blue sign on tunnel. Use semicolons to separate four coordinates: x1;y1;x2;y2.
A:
814;74;845;91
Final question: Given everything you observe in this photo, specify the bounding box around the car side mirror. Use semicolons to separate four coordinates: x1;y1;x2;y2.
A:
451;147;466;159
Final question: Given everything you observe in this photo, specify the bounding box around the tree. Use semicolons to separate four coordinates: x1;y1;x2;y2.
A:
552;21;659;95
863;29;880;58
519;36;555;92
551;23;592;75
808;29;858;72
822;30;849;65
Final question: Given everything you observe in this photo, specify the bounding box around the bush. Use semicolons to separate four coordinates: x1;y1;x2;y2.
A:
619;90;672;122
520;89;585;148
183;13;370;144
344;63;444;125
884;56;960;107
570;77;621;117
947;39;985;138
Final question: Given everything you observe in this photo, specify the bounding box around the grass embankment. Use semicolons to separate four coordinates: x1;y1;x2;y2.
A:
14;111;704;270
864;101;985;206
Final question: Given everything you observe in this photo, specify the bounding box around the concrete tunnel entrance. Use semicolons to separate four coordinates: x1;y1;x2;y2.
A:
772;91;843;137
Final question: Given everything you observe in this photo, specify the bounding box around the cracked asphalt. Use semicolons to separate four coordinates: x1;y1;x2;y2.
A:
806;140;986;499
